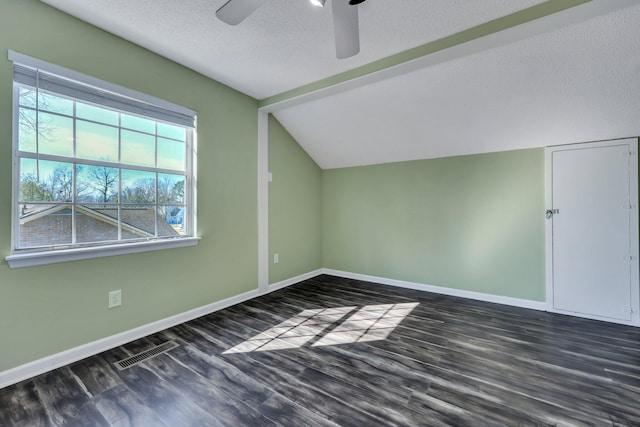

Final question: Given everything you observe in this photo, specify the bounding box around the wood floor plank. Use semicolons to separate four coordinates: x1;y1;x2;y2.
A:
91;384;170;427
185;326;402;427
160;322;367;426
0;381;49;427
256;393;341;427
156;331;278;408
142;355;278;427
203;308;419;406
95;343;225;426
68;354;126;396
2;274;640;426
31;367;109;426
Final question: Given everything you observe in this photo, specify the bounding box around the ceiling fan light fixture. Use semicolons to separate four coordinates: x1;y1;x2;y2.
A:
310;0;326;7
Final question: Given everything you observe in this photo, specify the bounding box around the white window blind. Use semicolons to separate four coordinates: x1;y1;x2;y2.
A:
11;56;195;128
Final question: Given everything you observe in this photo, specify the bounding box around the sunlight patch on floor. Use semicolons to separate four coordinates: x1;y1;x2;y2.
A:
222;302;419;354
312;302;419;346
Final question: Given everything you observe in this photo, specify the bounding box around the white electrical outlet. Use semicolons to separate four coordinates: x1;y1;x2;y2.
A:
273;253;279;264
108;290;122;308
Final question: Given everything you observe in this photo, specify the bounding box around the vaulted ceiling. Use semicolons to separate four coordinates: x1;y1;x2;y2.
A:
42;0;640;168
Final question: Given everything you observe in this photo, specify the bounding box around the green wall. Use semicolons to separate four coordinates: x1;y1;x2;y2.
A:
0;0;258;371
322;148;546;301
0;0;548;375
268;115;322;284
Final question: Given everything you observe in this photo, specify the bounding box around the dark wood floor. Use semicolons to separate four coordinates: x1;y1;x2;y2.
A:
2;275;640;426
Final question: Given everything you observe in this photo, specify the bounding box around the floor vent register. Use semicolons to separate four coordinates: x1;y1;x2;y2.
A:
114;340;179;370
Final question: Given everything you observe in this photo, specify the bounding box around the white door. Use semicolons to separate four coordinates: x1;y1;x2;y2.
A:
547;139;639;325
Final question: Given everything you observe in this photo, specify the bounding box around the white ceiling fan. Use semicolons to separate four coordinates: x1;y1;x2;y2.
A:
216;0;367;59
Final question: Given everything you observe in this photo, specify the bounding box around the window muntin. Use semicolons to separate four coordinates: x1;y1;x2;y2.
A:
13;70;195;253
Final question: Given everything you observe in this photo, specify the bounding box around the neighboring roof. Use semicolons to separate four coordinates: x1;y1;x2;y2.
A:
20;204;180;237
20;204;67;222
94;207;179;236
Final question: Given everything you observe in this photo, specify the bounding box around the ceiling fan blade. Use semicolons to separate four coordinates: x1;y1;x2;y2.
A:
332;0;360;59
216;0;266;25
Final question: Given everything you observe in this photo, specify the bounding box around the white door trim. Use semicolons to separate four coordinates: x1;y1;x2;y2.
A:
545;138;640;326
257;110;269;294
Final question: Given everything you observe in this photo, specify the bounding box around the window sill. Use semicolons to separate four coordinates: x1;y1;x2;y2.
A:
5;237;200;269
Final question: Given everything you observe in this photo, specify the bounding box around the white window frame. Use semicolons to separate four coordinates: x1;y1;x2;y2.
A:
5;51;199;268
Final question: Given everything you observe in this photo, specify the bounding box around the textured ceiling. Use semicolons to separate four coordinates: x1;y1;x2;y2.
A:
41;0;545;99
40;0;640;169
274;2;640;168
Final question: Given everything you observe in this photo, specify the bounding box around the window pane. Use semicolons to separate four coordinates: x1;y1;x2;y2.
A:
19;87;36;108
19;159;45;202
121;113;155;134
121;130;155;167
39;112;73;157
157;122;185;141
76;102;119;126
19;159;73;202
159;205;186;237
76;164;119;203
13;64;195;254
157;138;185;171
76;120;119;162
76;205;119;243
18;108;37;153
158;173;185;204
38;92;73;116
120;205;157;238
19;203;72;248
121;169;155;203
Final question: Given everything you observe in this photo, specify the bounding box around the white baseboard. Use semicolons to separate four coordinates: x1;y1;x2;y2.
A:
1;267;543;389
0;288;260;389
268;269;324;293
321;268;547;311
